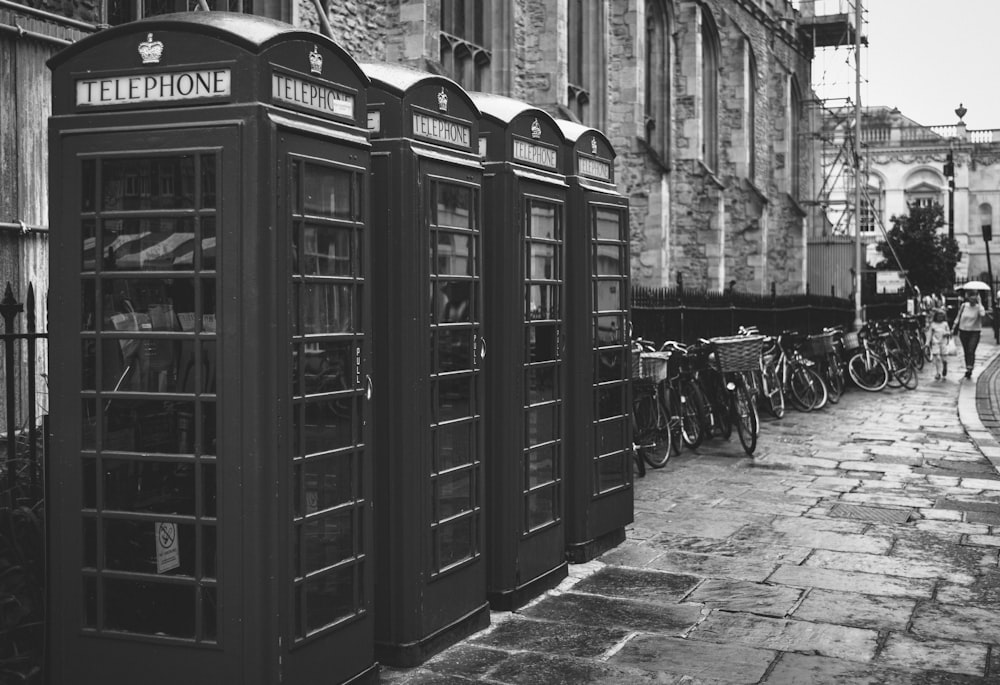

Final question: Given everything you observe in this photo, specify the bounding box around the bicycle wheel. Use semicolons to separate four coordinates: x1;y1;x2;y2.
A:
679;380;705;448
788;365;818;411
631;383;658;444
663;386;683;457
889;350;918;390
733;382;758;456
806;366;829;410
847;352;889;391
761;361;785;419
713;380;733;440
641;392;671;468
824;354;844;404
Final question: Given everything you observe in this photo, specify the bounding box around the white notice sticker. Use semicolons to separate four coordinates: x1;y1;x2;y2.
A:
155;521;180;574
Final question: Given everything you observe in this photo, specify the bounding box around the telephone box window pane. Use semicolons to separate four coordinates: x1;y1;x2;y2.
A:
597;453;627;492
104;519;196;575
103;579;195;638
596;315;623;346
435;329;473;372
435;376;472;422
435;470;473;521
82;399;97;451
596;280;622;311
434;422;472;471
526;405;558;446
435;233;474;275
299;341;354;397
81;159;96;212
527;324;558;362
201;218;217;271
201;400;217;456
528;242;556;280
301;397;357;455
434;280;474;323
101;156;196;211
526;487;557;530
82;458;97;509
203;463;217;517
300;226;353;276
595;208;622;240
526;444;556;488
82;280;96;332
202;587;218;640
103;400;196;455
100;218;195;271
203;526;217;578
202;279;217;332
527;366;556;404
596;244;622;275
303;164;351;219
596;418;625;457
82;517;97;567
82;339;96;391
597;349;625;382
82;220;97;271
103;336;178;394
436;184;473;229
298;453;353;516
596;386;625;418
301;283;354;334
436;518;473;569
200;153;216;209
302;511;353;574
102;459;196;514
528;202;559;239
83;578;97;628
303;566;355;633
528;285;559;320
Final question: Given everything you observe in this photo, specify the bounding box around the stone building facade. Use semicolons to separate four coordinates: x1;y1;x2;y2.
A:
8;0;822;294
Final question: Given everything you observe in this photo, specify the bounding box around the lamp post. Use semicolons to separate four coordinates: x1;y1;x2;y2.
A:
984;224;997;342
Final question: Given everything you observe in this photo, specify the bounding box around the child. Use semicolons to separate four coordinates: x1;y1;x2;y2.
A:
926;308;951;380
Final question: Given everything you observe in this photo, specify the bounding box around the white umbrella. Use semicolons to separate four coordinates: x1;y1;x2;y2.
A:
958;280;991;291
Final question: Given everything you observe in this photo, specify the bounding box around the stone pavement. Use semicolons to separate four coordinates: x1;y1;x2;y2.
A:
381;338;1000;684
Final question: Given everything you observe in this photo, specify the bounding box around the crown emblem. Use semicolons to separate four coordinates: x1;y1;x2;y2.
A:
590;137;598;154
437;88;449;112
530;118;542;139
309;45;323;74
138;33;164;64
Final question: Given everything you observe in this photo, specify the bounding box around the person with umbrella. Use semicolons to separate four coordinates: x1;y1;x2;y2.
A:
953;282;992;379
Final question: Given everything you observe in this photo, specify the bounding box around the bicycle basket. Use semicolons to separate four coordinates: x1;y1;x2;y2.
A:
842;331;860;350
639;351;671;382
709;335;764;373
630;347;643;379
807;331;837;356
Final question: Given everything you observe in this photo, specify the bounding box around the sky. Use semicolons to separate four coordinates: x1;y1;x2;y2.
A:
807;0;1000;130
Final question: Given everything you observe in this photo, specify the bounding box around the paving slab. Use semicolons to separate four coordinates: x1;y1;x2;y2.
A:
762;653;949;685
877;633;989;677
484;651;693;685
609;634;776;683
909;602;1000;643
767;565;936;598
803;549;977;584
684;579;802;617
569;566;701;605
519;592;704;635
790;589;916;631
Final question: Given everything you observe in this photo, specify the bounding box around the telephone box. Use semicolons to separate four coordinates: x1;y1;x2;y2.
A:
554;119;633;563
471;93;569;610
47;14;375;684
361;64;488;666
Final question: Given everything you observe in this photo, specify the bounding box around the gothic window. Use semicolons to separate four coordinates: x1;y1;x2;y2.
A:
789;78;802;199
104;0;258;25
746;42;757;181
568;0;606;128
441;0;492;92
644;0;670;163
701;8;720;172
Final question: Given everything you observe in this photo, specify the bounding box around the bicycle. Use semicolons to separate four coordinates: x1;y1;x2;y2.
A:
630;339;672;468
845;325;890;392
739;325;785;420
687;340;733;441
805;328;845;404
659;341;706;452
871;320;918;390
709;335;763;456
777;331;828;411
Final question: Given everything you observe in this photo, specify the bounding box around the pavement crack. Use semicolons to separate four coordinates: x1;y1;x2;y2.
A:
597;631;640;662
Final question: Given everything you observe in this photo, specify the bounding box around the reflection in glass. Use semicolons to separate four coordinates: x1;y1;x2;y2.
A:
436;376;472;422
596;280;622;312
103;399;196;454
434;422;472;471
526;487;556;530
99;218;195;271
527;367;556;404
597;453;627;492
435;329;473;372
528;242;555;280
526;405;558;446
82;399;97;451
301;511;353;574
595;208;622;240
434;470;473;520
297;341;354;397
526;445;555;488
82;220;97;271
595;315;623;346
202;587;218;640
301;566;354;634
82;280;96;332
528;201;559;239
527;325;558;362
82;459;97;509
528;285;559;320
102;459;196;514
436;184;473;229
303;164;351;219
103;579;195;638
437;280;472;322
596;244;622;275
300;397;356;455
596;418;625;457
104;519;197;575
83;578;97;628
596;386;625;419
300;283;354;334
82;339;96;391
82;159;96;212
298;225;352;276
101;156;196;212
298;452;353;516
436;517;473;570
434;232;474;276
201;153;216;209
597;349;625;382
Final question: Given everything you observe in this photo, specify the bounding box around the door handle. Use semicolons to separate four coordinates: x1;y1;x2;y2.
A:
478;335;487;361
365;374;373;400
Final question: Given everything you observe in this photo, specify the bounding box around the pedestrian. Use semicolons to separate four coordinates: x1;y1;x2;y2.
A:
952;290;990;379
926;308;951;380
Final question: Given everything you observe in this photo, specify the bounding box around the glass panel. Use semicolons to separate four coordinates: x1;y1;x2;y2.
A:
203;527;217;578
201;401;217;456
596;244;622;275
103;578;195;638
434;232;474;276
99;218;195;271
436;376;472;422
299;452;353;516
436;517;473;569
83;280;96;332
596;418;625;457
82;159;96;212
202;586;218;640
527;325;558;362
526;487;557;530
436;184;473;229
101;156;196;211
102;459;196;514
298;341;354;397
299;225;353;276
104;519;196;575
300;397;357;455
200;153;216;209
82;399;97;451
528;242;556;280
528;285;559;320
82;220;97;271
302;510;353;574
597;349;625;383
203;463;217;517
82;339;96;391
102;336;179;393
201;279;217;334
528;202;558;239
526;404;558;446
434;280;473;323
596;386;626;419
527;367;556;404
102;400;196;454
597;453;627;492
596;315;623;346
82;458;97;508
595;208;622;240
201;218;216;271
526;444;556;488
83;517;97;567
300;283;354;334
435;329;473;372
303;566;355;633
101;278;186;328
435;470;472;520
83;577;97;628
303;163;351;219
596;280;623;312
434;422;472;471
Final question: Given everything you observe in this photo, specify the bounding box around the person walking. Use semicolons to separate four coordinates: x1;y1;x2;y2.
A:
952;290;990;378
926;308;951;380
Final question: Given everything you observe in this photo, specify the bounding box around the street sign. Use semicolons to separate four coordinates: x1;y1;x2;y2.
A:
876;271;906;293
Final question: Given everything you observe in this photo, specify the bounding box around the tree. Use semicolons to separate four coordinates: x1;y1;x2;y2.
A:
875;203;961;294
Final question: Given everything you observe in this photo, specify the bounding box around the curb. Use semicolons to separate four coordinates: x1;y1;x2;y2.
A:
958;338;1000;475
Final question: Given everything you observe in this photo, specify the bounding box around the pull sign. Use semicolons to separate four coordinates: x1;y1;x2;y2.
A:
155;521;180;574
355;346;362;387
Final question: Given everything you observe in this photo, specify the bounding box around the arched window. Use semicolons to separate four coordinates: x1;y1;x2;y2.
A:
789;78;802;198
644;0;670;162
106;0;261;25
441;0;492;91
746;42;757;181
568;0;606;127
701;8;720;172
